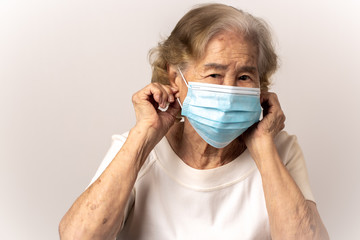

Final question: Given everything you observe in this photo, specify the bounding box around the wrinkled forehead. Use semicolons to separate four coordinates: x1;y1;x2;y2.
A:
193;31;259;70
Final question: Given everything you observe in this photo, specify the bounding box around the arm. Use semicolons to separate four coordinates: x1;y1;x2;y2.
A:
59;83;180;240
244;92;329;240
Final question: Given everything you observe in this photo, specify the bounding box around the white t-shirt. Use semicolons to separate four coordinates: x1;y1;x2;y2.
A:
90;131;315;240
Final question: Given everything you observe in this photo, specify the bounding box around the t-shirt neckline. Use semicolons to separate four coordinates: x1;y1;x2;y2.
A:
153;136;257;191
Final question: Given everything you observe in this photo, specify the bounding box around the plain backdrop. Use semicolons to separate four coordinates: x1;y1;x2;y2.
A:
1;0;359;239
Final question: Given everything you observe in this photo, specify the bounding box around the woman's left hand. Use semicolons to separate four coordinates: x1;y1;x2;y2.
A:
242;92;286;157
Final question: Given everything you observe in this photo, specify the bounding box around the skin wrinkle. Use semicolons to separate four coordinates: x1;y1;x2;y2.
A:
201;64;258;80
192;32;259;87
267;118;278;134
296;202;318;238
59;12;329;236
167;31;259;170
166;123;247;169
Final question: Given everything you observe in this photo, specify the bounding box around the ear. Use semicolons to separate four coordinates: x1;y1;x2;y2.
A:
167;64;179;88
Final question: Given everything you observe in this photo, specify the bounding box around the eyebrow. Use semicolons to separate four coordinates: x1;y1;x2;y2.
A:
203;63;258;74
203;63;229;71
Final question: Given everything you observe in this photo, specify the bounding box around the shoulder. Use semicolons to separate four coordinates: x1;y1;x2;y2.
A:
274;131;298;148
87;132;129;186
101;132;130;162
274;131;315;202
112;132;158;178
89;131;157;186
274;131;302;165
111;131;130;145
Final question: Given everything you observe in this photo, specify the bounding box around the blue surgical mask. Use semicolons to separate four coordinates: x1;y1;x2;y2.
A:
177;68;262;148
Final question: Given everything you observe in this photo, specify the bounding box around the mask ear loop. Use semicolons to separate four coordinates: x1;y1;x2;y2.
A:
176;67;189;108
177;67;189;88
176;67;190;122
176;96;183;108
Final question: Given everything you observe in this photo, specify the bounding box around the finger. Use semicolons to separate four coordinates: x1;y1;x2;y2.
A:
157;84;180;109
162;85;176;104
142;83;168;108
260;91;270;105
268;93;285;120
152;83;167;107
260;92;271;116
268;93;281;109
170;86;180;99
261;92;282;114
260;92;286;129
266;93;286;126
156;83;178;108
163;99;181;119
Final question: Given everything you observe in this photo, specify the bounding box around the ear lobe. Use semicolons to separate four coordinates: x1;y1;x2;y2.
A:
167;64;178;88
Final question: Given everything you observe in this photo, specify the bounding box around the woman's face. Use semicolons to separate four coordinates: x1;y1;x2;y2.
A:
176;31;260;103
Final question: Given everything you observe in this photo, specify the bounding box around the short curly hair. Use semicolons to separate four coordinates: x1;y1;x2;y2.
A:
149;3;278;91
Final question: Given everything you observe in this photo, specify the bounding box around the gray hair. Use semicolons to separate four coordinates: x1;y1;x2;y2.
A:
149;3;278;91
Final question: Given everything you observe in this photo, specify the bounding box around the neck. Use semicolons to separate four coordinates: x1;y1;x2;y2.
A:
166;121;246;170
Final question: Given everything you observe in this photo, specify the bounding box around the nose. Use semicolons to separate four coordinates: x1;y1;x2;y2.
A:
223;76;237;87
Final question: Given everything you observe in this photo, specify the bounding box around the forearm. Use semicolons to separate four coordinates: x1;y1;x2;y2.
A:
59;125;155;240
251;137;329;239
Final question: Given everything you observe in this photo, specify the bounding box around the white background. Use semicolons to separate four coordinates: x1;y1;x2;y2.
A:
1;0;359;239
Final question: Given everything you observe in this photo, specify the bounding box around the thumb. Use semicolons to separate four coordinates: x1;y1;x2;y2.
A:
166;99;181;118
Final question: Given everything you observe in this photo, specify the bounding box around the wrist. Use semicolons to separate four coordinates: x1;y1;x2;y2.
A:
129;121;165;154
246;133;274;154
246;135;280;170
132;121;162;144
120;126;153;169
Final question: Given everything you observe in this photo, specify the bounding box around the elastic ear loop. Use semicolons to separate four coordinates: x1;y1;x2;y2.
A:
177;97;183;108
177;67;189;108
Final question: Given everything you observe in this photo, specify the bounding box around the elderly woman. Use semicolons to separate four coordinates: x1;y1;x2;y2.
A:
60;3;329;239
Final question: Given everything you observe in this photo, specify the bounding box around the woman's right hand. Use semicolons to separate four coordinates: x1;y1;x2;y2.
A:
131;82;181;143
59;83;179;240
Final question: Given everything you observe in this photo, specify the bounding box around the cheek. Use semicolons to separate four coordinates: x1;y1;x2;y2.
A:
175;77;189;104
179;85;188;103
254;78;261;88
236;80;260;88
250;76;261;88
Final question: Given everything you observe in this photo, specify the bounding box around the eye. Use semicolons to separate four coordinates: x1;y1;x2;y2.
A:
208;74;221;78
238;75;251;81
